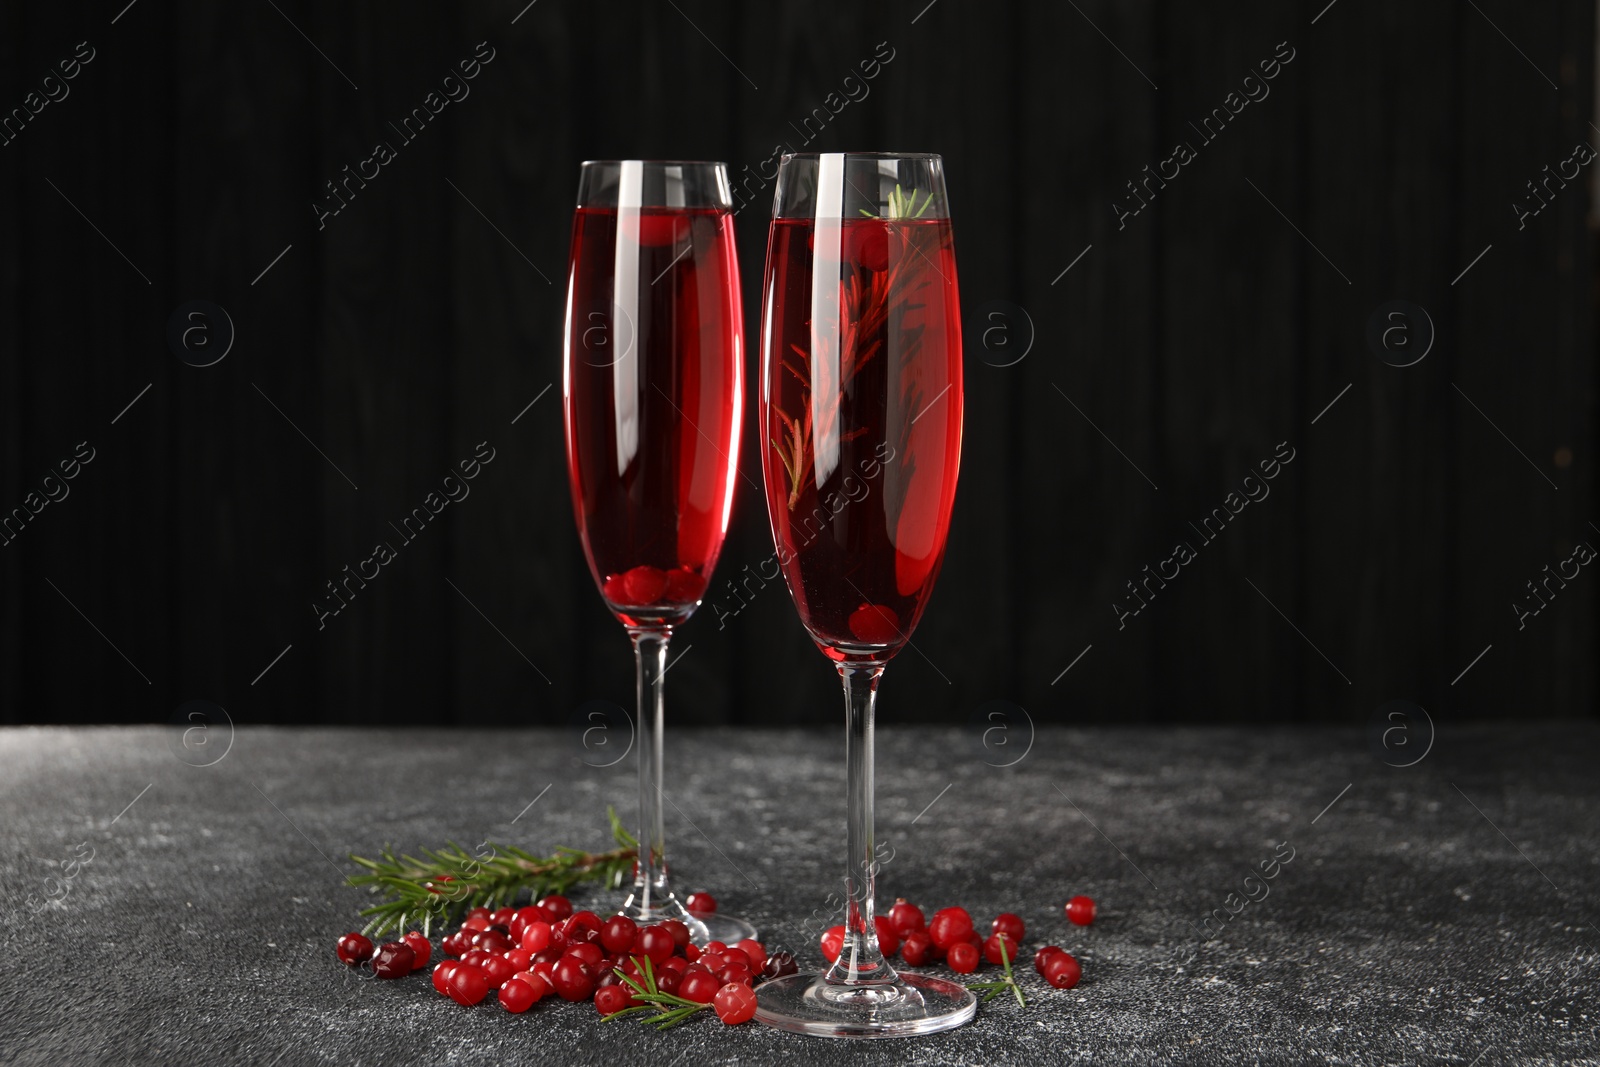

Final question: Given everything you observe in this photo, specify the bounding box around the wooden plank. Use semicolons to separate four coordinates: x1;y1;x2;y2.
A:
1297;0;1461;720
1138;5;1305;722
18;4;171;722
168;0;325;724
1452;0;1594;717
1009;0;1163;723
449;0;593;727
0;2;23;721
308;1;458;723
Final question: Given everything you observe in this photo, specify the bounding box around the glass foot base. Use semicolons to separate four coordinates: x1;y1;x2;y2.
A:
624;899;758;945
690;910;758;945
753;971;977;1039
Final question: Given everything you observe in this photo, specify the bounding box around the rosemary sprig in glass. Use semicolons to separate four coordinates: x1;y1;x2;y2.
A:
771;186;933;509
346;807;637;939
860;183;936;220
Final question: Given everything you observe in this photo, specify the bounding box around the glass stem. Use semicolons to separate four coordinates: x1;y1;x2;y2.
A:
826;662;898;986
628;628;671;915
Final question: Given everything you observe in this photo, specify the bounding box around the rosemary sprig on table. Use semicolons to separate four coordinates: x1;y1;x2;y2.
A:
346;807;637;939
603;955;714;1028
965;937;1027;1008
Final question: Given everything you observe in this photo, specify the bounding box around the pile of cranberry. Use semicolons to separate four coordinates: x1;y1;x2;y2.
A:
335;891;1095;1027
336;891;793;1025
820;894;1093;990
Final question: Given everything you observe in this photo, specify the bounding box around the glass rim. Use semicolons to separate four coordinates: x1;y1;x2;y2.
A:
579;159;729;168
778;151;943;162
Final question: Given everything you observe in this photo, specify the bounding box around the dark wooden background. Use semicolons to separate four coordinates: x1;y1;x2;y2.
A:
0;0;1593;730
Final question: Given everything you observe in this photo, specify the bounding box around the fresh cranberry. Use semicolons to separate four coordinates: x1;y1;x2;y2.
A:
1034;945;1066;976
928;909;973;950
685;891;718;915
657;969;682;995
888;901;926;936
371;941;415;979
660;956;690;976
874;916;901;955
848;603;900;644
461;915;490;933
504;948;533;971
634;213;684;248
678;966;721;1004
538;895;574;922
947;942;980;974
566;942;604;969
551;955;596;1001
636;925;675;965
1045;952;1082;989
664;566;708;603
850;221;901;273
991;913;1025;942
472;930;512;954
490;907;515;927
531;947;562;967
900;931;933;966
518;974;552;1005
336;932;374;965
595;984;632;1015
512;904;549;934
684;942;702;963
713;982;758;1024
619;565;667;605
481;956;517;989
431;960;458;996
465;906;491;922
520;921;552;953
716;960;753;987
983;933;1020;967
1065;895;1096;926
600;915;638;954
820;925;845;962
400;932;431;971
659;919;692;950
440;931;471;958
566;910;603;934
735;939;766;971
461;949;492;968
761;950;799;980
499;977;537;1013
564;925;599;948
447;963;490;1006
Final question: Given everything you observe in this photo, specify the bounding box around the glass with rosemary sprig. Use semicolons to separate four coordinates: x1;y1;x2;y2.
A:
754;152;972;1039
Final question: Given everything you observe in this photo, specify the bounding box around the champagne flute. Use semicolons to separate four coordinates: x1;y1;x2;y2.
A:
752;152;973;1037
562;160;757;945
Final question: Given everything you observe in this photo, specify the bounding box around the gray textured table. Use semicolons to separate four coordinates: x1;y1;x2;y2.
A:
2;724;1596;1066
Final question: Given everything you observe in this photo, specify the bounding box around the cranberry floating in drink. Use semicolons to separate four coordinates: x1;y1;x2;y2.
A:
562;161;755;946
752;153;974;1038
